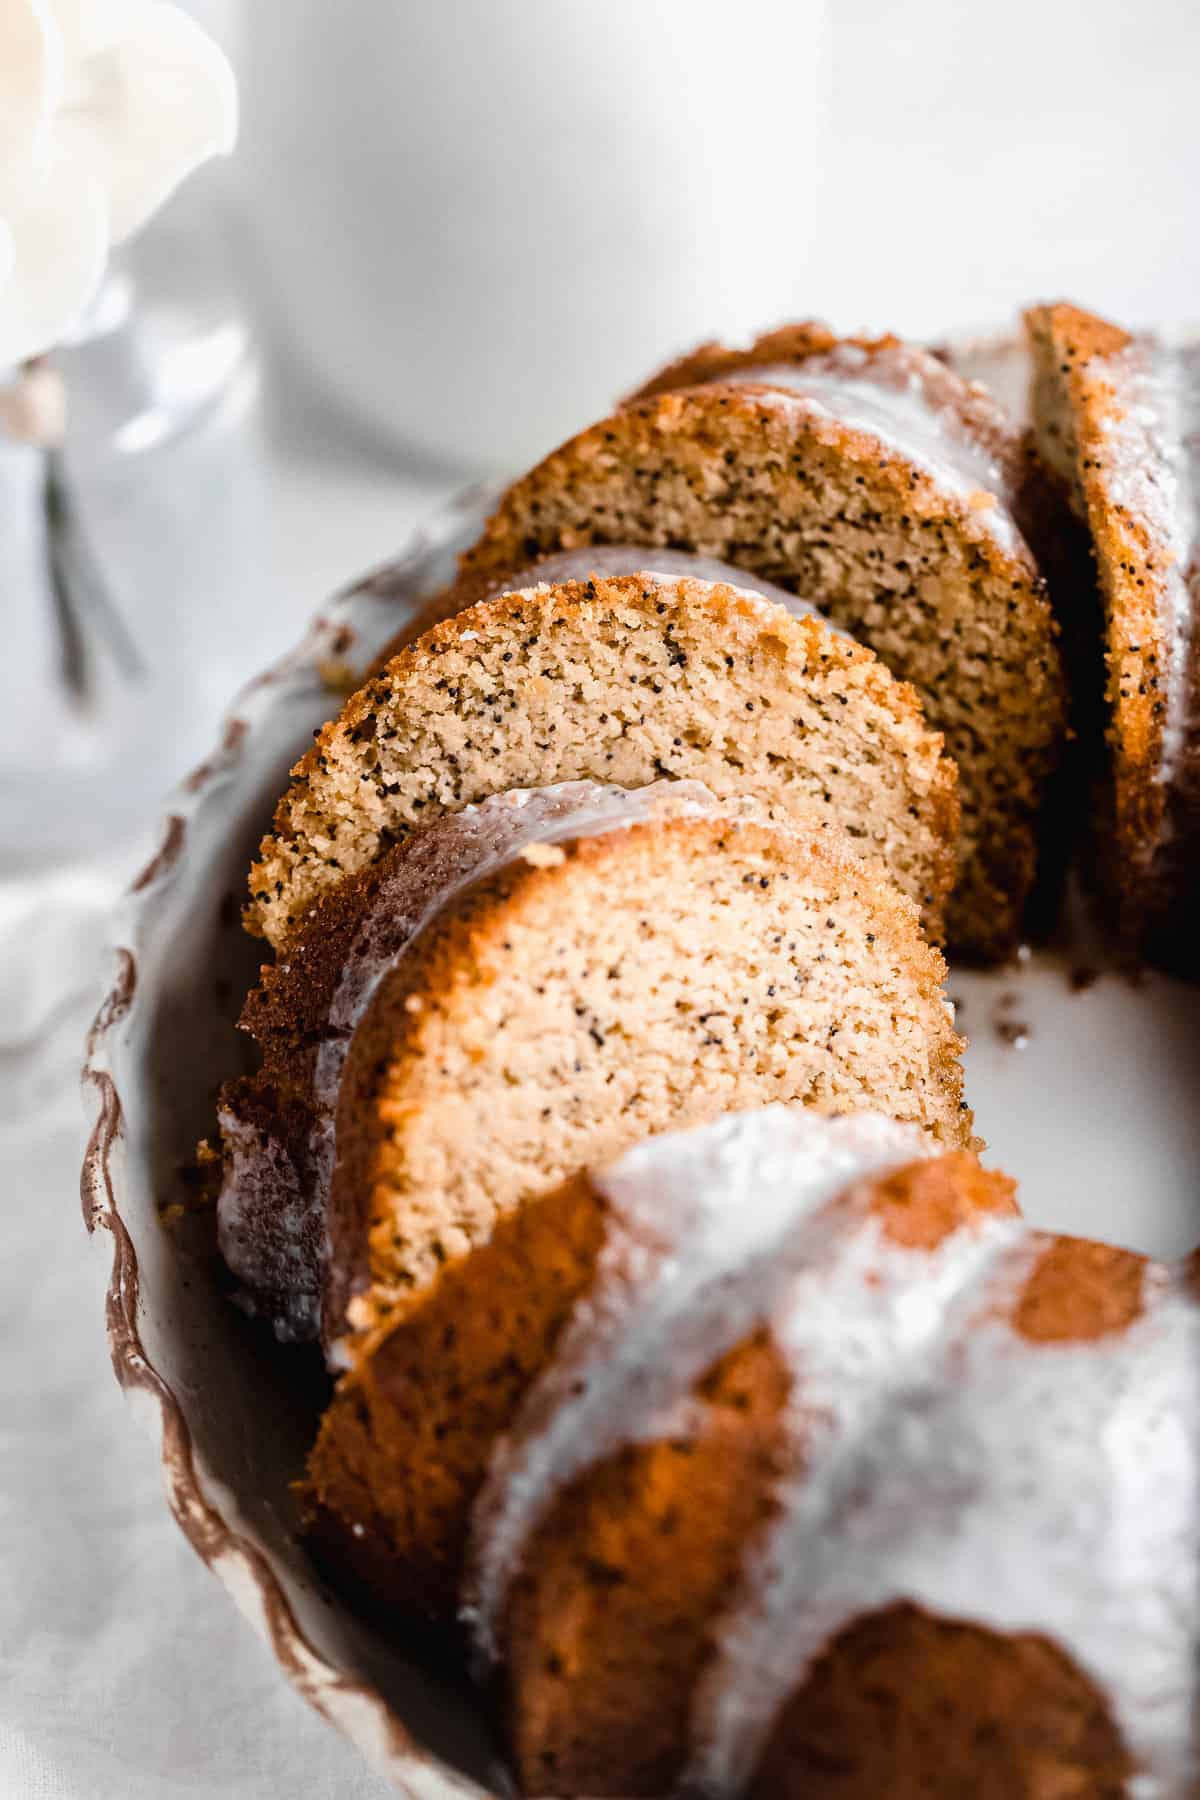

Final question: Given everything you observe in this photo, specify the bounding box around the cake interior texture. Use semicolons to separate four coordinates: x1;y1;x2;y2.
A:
203;310;1200;1800
327;799;970;1344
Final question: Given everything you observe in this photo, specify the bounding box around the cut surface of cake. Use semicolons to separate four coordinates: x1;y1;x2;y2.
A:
198;304;1200;1800
220;780;970;1345
246;570;958;952
453;327;1068;958
1025;301;1200;969
306;1107;1199;1798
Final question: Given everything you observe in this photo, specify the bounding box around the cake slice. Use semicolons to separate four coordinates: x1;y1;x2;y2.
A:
246;570;958;951
1025;301;1200;969
220;781;970;1344
453;326;1068;958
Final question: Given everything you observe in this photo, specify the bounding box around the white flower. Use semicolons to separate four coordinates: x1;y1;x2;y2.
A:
0;0;237;368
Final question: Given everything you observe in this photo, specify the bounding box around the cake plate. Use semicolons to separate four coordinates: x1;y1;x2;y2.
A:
82;484;1200;1796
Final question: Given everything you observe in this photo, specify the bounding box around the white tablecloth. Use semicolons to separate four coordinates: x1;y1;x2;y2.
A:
0;424;456;1799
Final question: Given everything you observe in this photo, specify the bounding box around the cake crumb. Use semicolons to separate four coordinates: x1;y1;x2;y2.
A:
520;842;568;869
317;658;360;697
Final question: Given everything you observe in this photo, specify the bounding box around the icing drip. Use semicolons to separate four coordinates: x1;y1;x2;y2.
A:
692;1253;1199;1797
464;1110;931;1661
710;344;1024;557
1092;341;1200;814
473;546;851;639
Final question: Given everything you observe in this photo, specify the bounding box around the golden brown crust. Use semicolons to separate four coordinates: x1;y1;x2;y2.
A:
1185;1248;1200;1302
860;1152;1018;1250
750;1602;1133;1798
1025;302;1160;780
1011;1238;1146;1344
627;324;1040;518
306;1146;1010;1659
460;384;1046;589
303;1172;607;1630
1028;302;1133;367
1023;300;1187;960
626;321;900;402
366;562;531;669
501;1329;792;1798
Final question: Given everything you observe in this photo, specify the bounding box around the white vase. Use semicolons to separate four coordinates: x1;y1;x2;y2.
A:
0;194;268;872
238;0;825;473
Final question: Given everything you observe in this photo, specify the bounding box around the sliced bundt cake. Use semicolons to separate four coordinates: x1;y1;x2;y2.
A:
308;1106;1199;1797
220;781;970;1343
246;570;958;951
452;326;1068;958
1025;302;1200;969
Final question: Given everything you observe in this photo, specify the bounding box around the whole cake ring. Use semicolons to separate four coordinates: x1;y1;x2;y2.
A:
193;307;1200;1797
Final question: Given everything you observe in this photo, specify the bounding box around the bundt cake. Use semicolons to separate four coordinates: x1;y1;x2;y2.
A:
245;569;958;951
451;323;1068;958
202;305;1200;1797
219;780;970;1342
1025;301;1200;969
305;1107;1199;1798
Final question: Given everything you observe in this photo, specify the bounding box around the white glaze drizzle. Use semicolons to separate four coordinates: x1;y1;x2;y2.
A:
692;1250;1199;1797
463;1105;1199;1795
464;1110;932;1661
1089;341;1200;812
710;343;1024;557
